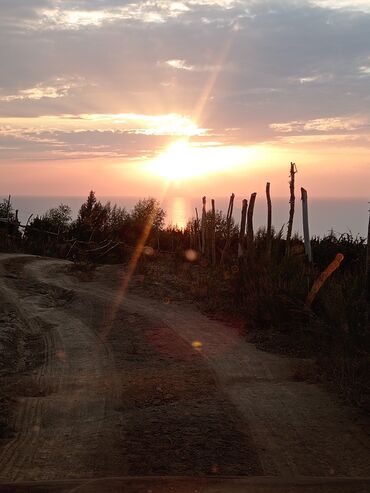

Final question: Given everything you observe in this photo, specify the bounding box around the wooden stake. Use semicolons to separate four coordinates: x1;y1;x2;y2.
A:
301;188;313;263
366;208;370;300
238;199;248;258
211;199;216;266
286;162;297;256
220;193;235;265
305;253;344;309
195;208;201;252
201;196;207;255
6;195;11;221
266;182;272;256
247;193;257;251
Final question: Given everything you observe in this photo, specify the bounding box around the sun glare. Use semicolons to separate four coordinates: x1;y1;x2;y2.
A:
146;140;260;182
149;141;199;181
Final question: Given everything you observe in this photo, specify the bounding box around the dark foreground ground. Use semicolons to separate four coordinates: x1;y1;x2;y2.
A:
1;254;370;490
2;477;370;493
0;254;260;480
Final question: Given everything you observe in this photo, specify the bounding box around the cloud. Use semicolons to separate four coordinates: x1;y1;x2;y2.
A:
270;116;369;133
0;113;206;135
0;128;176;161
166;59;195;71
312;0;370;12
0;112;209;160
0;77;86;102
0;0;370;163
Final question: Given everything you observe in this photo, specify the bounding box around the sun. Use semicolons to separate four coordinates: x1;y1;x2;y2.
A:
147;140;202;182
145;139;263;183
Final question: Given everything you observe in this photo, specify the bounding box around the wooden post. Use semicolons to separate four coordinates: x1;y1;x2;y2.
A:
238;199;248;258
286;162;297;256
211;199;216;266
195;208;201;252
201;196;207;255
6;195;11;221
305;253;344;309
220;193;235;265
246;193;257;251
366;208;370;300
301;188;313;263
266;182;272;256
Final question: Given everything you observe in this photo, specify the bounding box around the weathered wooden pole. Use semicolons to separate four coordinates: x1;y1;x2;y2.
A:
246;193;257;251
366;207;370;300
286;162;297;256
220;193;235;265
201;197;207;255
238;199;248;258
6;195;11;221
211;199;216;266
266;182;272;256
301;188;313;263
195;208;201;251
305;253;344;309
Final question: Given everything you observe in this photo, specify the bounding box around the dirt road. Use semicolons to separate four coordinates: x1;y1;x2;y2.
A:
0;254;370;482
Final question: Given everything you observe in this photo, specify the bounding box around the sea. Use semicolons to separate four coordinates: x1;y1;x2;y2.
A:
6;195;370;239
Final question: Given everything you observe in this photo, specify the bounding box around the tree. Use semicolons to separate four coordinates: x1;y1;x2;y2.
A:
26;204;72;240
130;198;165;233
74;191;110;241
108;204;129;238
0;197;15;221
0;196;19;237
43;204;72;230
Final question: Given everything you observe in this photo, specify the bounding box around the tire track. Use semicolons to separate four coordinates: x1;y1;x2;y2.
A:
0;255;119;481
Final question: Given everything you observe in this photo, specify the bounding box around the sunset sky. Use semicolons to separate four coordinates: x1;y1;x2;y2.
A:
1;0;369;198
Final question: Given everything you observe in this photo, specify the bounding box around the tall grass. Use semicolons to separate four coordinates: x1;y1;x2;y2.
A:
238;229;369;410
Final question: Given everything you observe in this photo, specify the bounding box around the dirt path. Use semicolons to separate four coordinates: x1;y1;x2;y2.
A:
1;254;370;481
0;255;121;481
0;254;260;480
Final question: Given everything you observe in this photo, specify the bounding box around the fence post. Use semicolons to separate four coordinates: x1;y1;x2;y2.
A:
286;162;297;256
201;196;207;255
211;199;216;266
220;193;235;265
6;195;11;221
195;208;201;252
266;182;272;257
301;188;313;263
305;254;344;309
247;193;257;253
366;207;370;301
238;199;248;258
